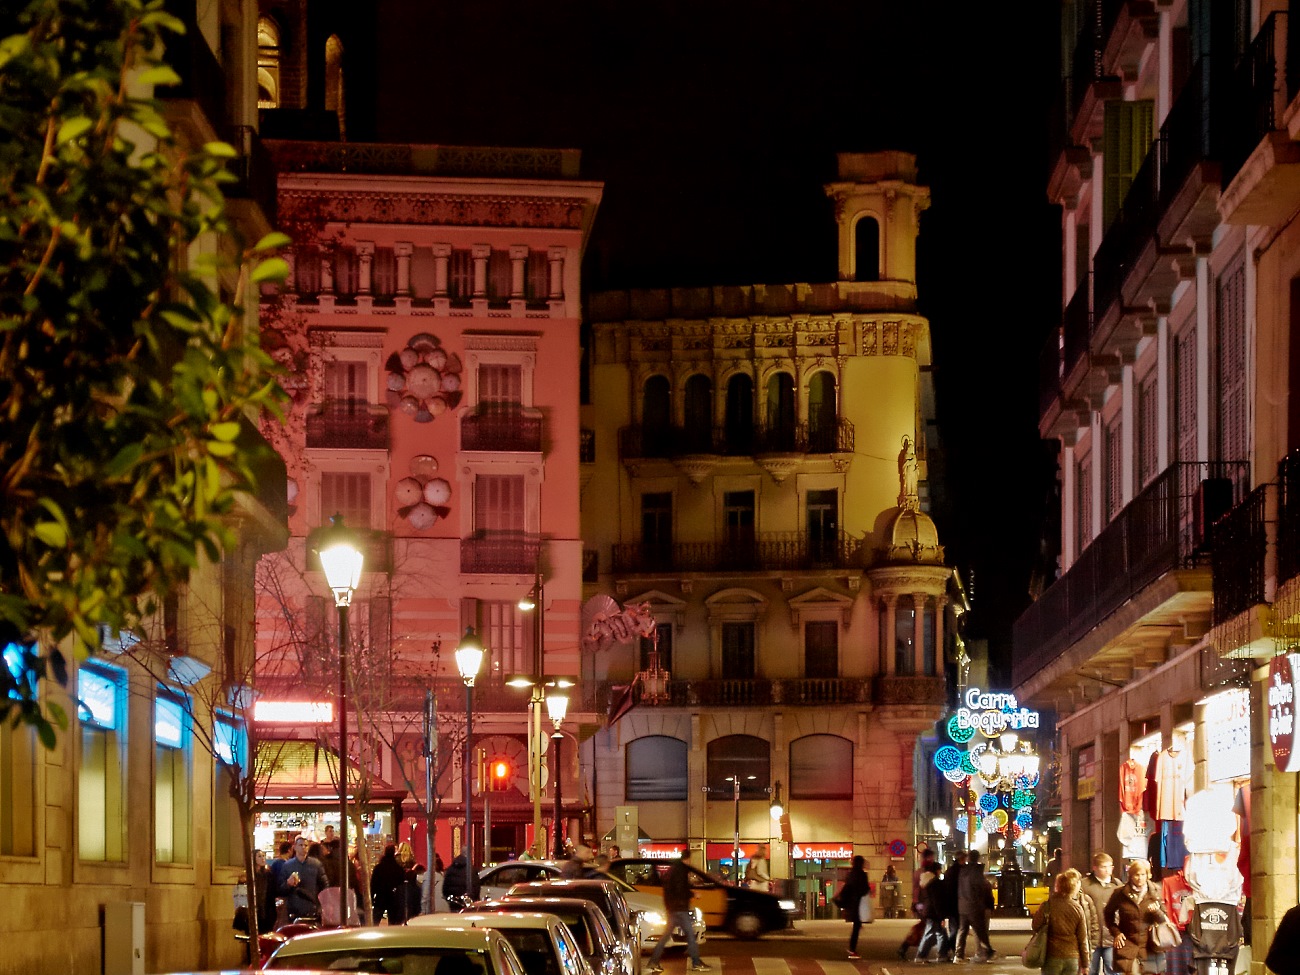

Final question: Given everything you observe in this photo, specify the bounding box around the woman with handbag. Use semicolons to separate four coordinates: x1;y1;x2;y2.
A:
1104;859;1174;975
834;855;871;960
1028;872;1088;974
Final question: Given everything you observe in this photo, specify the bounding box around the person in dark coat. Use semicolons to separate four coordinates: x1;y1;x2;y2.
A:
1266;903;1300;975
955;852;997;962
938;852;965;960
254;849;278;935
646;849;708;973
371;843;408;925
1105;859;1168;975
834;855;872;960
442;851;480;904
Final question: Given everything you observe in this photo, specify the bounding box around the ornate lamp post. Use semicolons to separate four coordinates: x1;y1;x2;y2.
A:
313;514;364;927
545;682;570;857
455;627;485;900
511;573;546;857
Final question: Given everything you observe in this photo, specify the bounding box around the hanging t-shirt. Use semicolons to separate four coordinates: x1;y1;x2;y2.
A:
1155;747;1192;821
1120;757;1146;815
1144;750;1160;821
1118;811;1153;861
1185;852;1243;905
1185;901;1241;963
1162;821;1188;873
1233;786;1251;899
1162;871;1195;927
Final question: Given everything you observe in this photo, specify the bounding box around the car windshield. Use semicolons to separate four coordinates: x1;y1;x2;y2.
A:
268;947;488;975
496;931;560;975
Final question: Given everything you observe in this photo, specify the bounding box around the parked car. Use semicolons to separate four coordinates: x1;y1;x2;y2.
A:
410;912;592;975
477;897;630;975
482;860;704;955
607;857;796;939
263;924;528;975
504;879;640;973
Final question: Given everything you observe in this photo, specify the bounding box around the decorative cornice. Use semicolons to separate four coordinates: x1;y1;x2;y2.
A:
280;190;588;230
464;334;540;352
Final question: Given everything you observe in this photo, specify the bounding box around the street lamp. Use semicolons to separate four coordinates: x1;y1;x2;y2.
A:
727;774;756;880
769;781;784;821
455;627;484;901
545;682;570;858
313;514;364;927
510;572;546;857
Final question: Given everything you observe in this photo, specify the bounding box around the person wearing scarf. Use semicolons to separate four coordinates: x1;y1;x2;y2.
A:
1104;860;1169;975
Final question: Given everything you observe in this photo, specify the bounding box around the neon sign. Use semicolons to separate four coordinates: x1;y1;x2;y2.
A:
954;686;1040;737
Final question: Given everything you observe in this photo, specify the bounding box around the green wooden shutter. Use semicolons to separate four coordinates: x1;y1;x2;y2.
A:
1102;100;1155;228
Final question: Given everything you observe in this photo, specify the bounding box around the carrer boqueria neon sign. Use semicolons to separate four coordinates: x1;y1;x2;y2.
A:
955;687;1041;738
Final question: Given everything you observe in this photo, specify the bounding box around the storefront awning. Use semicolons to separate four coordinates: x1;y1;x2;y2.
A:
257;739;409;808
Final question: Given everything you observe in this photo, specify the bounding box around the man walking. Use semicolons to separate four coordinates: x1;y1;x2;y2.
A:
939;851;966;961
1080;852;1123;975
277;836;329;922
646;849;709;973
955;851;997;962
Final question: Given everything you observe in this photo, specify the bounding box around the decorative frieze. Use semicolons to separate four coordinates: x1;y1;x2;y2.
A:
280;190;589;230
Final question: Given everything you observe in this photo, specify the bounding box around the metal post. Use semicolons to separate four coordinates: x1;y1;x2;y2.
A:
464;681;474;899
552;732;564;858
338;602;350;927
732;775;741;882
532;574;544;856
423;689;437;912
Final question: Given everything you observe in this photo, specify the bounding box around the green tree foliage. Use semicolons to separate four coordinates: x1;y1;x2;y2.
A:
0;0;287;745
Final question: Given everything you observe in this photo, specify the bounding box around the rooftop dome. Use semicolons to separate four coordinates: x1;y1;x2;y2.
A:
880;508;945;565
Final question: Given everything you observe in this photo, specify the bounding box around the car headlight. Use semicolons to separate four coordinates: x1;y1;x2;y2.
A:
778;899;797;911
640;910;666;929
693;908;704;924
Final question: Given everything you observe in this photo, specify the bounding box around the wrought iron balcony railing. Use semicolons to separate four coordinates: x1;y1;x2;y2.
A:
460;531;541;575
305;402;390;450
584;677;877;712
460;408;542;452
1224;11;1290;188
1211;483;1272;626
618;417;854;460
612;530;862;574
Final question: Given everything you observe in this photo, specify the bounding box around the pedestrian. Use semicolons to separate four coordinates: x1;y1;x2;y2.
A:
608;844;622;860
914;858;945;962
277;836;329;922
1104;859;1168;975
1265;902;1300;975
746;845;772;892
371;843;408;925
955;851;997;962
1048;847;1065;882
833;854;872;960
407;863;427;918
1079;853;1121;975
563;843;594;878
1061;868;1099;962
938;852;965;960
1032;871;1089;975
646;849;709;973
880;864;901;918
442;850;480;906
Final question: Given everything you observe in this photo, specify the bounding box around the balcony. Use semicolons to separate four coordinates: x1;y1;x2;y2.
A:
872;675;947;708
611;531;863;575
1013;460;1249;689
305;402;390;450
460;531;541;575
1210;484;1272;626
1038;332;1062;425
1220;11;1300;225
618;417;854;461
585;678;872;712
460;408;542;453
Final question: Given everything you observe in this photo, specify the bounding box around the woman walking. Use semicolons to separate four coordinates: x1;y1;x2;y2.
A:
1104;859;1170;975
834;855;872;960
1032;872;1089;975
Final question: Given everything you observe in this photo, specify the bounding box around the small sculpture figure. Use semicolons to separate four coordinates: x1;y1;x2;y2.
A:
898;434;920;511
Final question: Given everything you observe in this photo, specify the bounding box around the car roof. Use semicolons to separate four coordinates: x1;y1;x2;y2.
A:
481;896;602;914
271;925;508;955
513;878;617;890
411;912;567;933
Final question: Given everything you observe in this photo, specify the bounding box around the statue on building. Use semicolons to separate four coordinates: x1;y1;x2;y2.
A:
898;434;920;511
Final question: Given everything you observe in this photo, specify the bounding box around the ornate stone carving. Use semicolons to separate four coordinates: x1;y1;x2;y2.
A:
280;190;587;230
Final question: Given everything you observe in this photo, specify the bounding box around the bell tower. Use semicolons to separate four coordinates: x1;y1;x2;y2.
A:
824;151;930;288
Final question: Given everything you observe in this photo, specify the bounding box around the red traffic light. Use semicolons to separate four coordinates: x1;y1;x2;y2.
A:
490;758;512;790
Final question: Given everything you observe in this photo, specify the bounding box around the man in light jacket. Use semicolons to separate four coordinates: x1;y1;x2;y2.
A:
1080;852;1123;975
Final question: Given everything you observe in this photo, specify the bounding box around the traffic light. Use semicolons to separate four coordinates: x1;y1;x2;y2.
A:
490;757;513;792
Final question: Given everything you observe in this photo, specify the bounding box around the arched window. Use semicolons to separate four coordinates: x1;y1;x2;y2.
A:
807;372;837;452
706;734;769;798
765;373;796;450
724;373;754;454
257;17;281;108
324;35;345;139
683;374;713;452
626;736;688;801
854;216;880;282
789;734;853;799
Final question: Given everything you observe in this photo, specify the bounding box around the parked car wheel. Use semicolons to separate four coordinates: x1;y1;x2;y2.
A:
727;911;762;940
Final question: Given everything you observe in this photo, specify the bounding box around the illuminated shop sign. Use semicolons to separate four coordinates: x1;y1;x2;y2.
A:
791;843;854;860
640;844;688;858
1270;654;1300;773
1202;688;1250;782
954;687;1041;737
254;700;334;723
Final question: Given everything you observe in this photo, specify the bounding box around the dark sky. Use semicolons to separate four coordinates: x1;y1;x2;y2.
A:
371;0;1062;672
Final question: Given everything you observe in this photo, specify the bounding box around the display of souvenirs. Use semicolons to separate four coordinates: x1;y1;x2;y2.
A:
1120;757;1146;814
1153;741;1192;821
1183;786;1238;854
1186;901;1242;975
1118;810;1153;860
1186;852;1244;906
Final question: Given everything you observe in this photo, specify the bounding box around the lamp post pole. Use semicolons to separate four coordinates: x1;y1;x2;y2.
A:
732;775;741;878
552;731;564;858
455;628;485;903
314;514;364;929
545;684;570;859
423;688;437;912
531;574;544;856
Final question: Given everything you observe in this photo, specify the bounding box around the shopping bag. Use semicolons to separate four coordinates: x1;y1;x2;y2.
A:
1021;925;1049;969
858;894;873;924
1149;919;1182;951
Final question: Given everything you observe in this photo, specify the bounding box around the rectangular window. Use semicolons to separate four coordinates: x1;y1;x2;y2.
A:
806;489;839;564
804;620;838;678
641;492;672;567
1102;100;1155;229
485;601;528;679
1216;261;1248;463
526;251;549;302
720;622;755;678
155;690;191;864
1104;414;1124;520
474;475;525;532
320;471;372;529
372;247;396;298
213;714;245;868
0;719;36;856
1137;369;1159;488
78;663;126;862
323;359;369;406
1173;325;1197;463
479;364;523;409
449;249;473;302
487;249;512;302
1076;453;1093;553
723;490;755;541
640;622;673;673
894;601;916;675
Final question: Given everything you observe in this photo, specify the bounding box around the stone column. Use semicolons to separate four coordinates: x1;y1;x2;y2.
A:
912;593;926;676
395;242;413;297
934;596;947;677
356;241;374;295
319;249;335;294
510;245;528;299
548;246;565;301
432;244;451;298
882;595;897;676
472;244;490;299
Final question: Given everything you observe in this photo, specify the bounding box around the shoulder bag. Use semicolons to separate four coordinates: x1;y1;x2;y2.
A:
1149;918;1182;951
858;890;874;924
1022;902;1050;970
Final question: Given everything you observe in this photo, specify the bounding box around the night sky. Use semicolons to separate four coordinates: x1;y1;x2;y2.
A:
370;0;1063;674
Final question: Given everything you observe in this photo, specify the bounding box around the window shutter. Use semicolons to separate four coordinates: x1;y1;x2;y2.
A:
1102;100;1154;229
